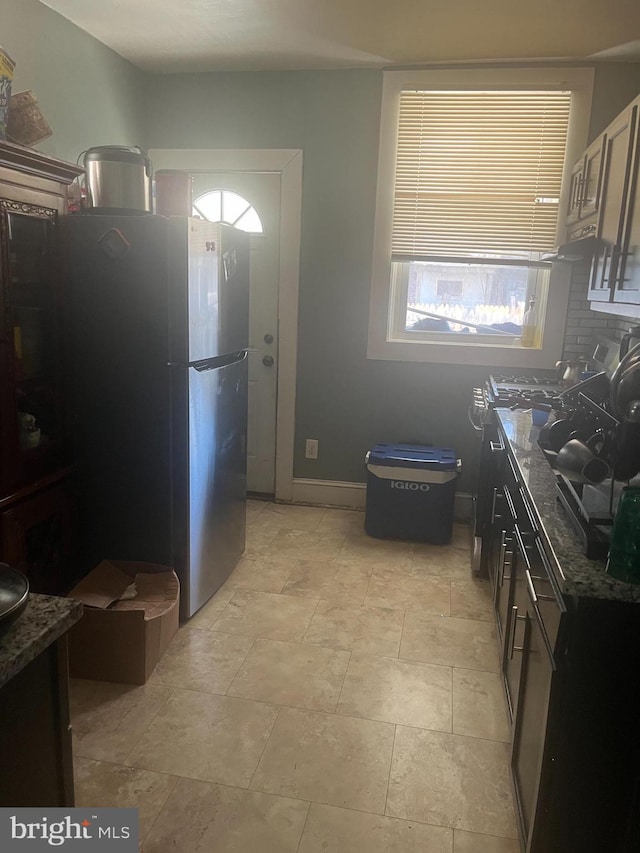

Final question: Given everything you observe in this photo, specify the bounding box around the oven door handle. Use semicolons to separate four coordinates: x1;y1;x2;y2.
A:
468;405;484;432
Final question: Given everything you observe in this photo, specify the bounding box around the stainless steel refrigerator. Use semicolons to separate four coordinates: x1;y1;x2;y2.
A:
63;214;249;619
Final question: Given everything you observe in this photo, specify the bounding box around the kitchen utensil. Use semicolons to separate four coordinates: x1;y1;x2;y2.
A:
83;146;153;213
612;421;640;481
625;400;640;422
558;370;610;407
556;436;611;485
538;416;580;453
556;358;587;388
614;363;640;416
619;326;640;360
606;486;640;583
0;563;29;631
610;340;640;419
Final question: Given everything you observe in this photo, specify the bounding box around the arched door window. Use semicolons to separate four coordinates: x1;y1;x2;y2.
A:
193;190;263;233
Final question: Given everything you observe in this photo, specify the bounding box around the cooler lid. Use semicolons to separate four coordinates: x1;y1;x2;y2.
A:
367;443;458;470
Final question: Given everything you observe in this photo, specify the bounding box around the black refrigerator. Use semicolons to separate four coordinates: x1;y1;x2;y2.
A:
63;214;249;619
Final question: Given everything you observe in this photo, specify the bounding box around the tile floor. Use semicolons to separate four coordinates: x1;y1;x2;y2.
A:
70;501;520;852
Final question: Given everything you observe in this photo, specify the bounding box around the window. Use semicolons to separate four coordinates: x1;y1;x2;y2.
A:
193;189;263;233
368;68;594;367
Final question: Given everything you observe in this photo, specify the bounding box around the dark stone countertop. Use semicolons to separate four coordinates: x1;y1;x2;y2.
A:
0;593;83;689
497;408;640;604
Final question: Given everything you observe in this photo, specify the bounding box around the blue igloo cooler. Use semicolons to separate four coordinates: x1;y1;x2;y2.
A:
365;443;460;544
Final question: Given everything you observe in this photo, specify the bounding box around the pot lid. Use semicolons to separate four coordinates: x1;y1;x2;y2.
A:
83;146;150;166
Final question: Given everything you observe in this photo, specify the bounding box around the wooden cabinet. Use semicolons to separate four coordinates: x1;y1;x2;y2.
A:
589;101;638;302
615;102;640;304
581;136;606;221
581;96;640;308
492;420;640;853
567;135;605;228
0;476;81;594
490;516;512;650
0;142;83;591
508;528;564;850
0;143;82;495
0;635;75;806
510;578;553;848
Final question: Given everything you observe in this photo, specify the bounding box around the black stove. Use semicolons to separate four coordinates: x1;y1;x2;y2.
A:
469;372;564;433
491;373;564;386
488;373;564;409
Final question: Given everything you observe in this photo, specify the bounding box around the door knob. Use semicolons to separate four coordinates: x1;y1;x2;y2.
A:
262;355;274;367
264;333;274;344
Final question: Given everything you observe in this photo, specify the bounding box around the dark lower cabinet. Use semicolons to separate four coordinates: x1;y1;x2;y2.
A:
0;475;82;594
510;580;555;848
522;596;640;853
0;636;75;806
490;496;513;650
490;454;640;852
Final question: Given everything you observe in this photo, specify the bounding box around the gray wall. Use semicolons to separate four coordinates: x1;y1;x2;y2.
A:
3;0;147;163
589;64;640;141
145;65;640;490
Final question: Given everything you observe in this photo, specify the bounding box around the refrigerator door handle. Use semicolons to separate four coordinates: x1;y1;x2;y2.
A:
167;350;248;372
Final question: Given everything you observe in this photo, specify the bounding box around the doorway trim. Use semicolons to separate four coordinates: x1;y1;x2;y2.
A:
149;148;302;502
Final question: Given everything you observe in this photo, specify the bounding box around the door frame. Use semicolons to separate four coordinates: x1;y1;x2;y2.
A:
149;148;302;502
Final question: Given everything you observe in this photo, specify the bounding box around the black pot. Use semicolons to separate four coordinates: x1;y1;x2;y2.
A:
0;563;29;632
538;417;580;453
613;421;640;481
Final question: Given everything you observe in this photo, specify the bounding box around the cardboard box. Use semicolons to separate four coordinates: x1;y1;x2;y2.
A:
68;560;179;685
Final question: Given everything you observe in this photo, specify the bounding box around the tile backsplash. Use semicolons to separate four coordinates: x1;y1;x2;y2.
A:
561;261;639;365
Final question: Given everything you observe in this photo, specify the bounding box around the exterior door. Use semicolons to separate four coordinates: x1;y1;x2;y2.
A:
192;172;281;495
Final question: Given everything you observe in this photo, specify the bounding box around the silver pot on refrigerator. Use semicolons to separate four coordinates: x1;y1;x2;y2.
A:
83;145;153;213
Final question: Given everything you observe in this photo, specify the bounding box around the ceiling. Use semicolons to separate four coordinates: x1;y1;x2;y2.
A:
41;0;640;74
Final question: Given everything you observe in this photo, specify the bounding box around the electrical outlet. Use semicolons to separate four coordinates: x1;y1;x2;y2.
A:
305;439;319;459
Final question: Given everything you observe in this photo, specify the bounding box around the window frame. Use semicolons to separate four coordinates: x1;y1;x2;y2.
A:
192;188;264;233
367;66;594;367
390;258;550;346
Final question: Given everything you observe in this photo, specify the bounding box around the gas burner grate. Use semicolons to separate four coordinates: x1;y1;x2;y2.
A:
492;374;563;387
488;372;565;409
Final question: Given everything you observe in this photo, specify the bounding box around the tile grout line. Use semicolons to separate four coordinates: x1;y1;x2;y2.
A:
383;723;398;818
246;704;283;792
449;664;454;734
332;649;353;713
294;801;313;853
398;608;407;659
208;588;239;631
137;771;180;847
223;636;257;696
299;595;324;645
117;686;177;768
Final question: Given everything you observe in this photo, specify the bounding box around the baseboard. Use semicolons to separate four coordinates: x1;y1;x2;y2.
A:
290;478;366;509
289;478;473;521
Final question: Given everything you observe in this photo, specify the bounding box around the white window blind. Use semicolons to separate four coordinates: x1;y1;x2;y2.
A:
392;90;572;261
